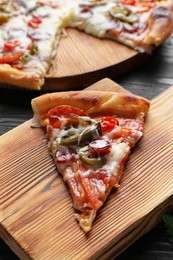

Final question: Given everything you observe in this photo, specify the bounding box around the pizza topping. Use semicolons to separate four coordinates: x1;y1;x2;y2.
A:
0;52;23;64
3;40;20;52
123;22;138;33
80;7;93;19
28;42;39;55
79;0;108;8
136;6;151;13
38;1;59;8
106;18;124;37
28;17;43;28
78;174;103;210
88;139;111;154
79;150;106;167
32;6;51;18
123;22;147;34
2;38;31;54
118;118;144;131
122;0;136;5
0;2;18;14
77;122;101;145
50;107;138;175
101;116;119;133
58;119;101;146
0;14;9;25
28;28;53;41
0;38;38;65
55;146;76;164
109;4;139;24
47;105;88;126
102;142;129;175
137;1;156;11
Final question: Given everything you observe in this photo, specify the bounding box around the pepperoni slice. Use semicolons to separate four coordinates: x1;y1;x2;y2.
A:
89;139;111;154
122;0;136;5
55;146;76;164
3;40;20;52
28;17;42;28
0;52;23;64
78;174;102;210
47;105;88;126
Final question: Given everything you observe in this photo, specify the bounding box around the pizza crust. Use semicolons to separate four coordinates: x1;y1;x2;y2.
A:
144;3;173;47
75;210;96;233
0;64;43;90
31;90;150;126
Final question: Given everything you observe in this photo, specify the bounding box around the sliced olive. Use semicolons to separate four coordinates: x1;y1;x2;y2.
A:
79;151;106;168
0;3;18;13
20;53;32;63
60;133;79;146
0;14;9;25
29;42;38;55
109;4;139;24
110;4;130;16
78;122;101;145
59;117;101;146
60;122;101;146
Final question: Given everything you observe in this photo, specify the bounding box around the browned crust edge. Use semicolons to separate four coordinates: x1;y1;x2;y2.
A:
75;210;96;233
0;64;43;90
31;90;150;126
144;0;173;46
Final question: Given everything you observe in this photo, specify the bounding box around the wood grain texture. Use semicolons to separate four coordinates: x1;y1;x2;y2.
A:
44;29;148;90
0;79;173;260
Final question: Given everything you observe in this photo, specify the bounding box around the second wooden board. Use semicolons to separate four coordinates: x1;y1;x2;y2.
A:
44;29;148;91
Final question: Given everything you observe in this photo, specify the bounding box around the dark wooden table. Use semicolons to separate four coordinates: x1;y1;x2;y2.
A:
0;33;173;259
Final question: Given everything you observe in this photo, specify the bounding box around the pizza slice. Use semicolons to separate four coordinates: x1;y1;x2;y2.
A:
31;90;150;232
70;0;173;53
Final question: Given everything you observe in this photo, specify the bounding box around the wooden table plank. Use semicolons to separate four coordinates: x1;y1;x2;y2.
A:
0;79;173;259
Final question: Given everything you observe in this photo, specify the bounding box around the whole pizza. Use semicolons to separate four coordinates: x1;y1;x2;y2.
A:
0;0;173;90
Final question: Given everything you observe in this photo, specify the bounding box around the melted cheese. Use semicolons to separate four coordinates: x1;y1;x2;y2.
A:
102;142;129;175
71;2;116;37
79;142;129;178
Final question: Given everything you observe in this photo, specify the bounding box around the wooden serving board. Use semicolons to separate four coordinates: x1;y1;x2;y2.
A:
45;29;148;91
0;78;173;260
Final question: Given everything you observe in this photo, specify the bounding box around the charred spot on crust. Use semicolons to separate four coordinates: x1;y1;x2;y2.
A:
152;6;171;20
80;95;100;105
70;93;99;104
123;94;138;103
